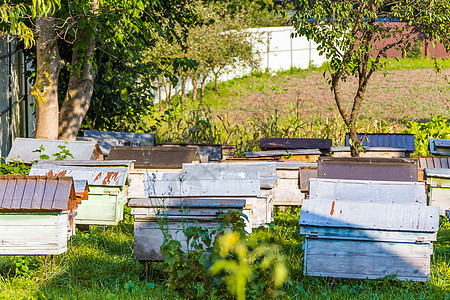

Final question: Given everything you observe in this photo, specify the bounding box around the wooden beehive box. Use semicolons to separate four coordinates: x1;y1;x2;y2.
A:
29;164;129;226
0;176;77;255
182;162;275;225
6;138;103;164
415;156;450;182
424;168;450;215
128;171;258;261
429;139;450;156
156;143;223;162
83;130;155;156
300;177;439;282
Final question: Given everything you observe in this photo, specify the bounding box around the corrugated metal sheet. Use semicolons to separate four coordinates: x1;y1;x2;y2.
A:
0;176;76;211
245;149;321;158
182;162;277;188
309;178;426;204
83;130;155;156
157;143;222;161
299;199;439;232
424;168;450;179
107;146;200;169
29;164;128;187
430;139;450;155
345;133;415;152
318;157;418;181
144;171;260;197
260;138;332;150
6;138;102;163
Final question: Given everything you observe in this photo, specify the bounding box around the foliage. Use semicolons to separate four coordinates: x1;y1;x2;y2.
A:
405;115;450;156
287;0;450;156
0;158;30;175
159;209;288;299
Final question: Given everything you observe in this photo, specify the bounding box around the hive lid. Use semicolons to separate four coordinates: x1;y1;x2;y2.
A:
345;133;415;152
424;168;450;179
260;138;332;150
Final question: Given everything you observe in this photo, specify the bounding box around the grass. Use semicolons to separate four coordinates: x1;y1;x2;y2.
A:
1;208;449;299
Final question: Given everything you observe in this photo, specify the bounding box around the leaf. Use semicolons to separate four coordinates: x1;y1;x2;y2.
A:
121;88;128;101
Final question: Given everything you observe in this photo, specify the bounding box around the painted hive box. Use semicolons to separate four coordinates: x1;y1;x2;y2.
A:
429;139;450;156
6;138;103;164
156;143;223;162
415;156;450;182
29;164;128;226
83;130;155;156
0;176;76;255
424;168;450;215
182;162;275;224
300;177;439;282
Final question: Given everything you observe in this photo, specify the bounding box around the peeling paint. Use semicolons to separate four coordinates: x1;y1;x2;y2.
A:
330;201;335;216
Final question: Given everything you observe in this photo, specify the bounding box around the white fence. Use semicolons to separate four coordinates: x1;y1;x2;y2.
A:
154;26;327;103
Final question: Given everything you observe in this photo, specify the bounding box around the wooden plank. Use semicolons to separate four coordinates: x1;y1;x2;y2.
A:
427;177;450;188
318;157;418;182
304;239;431;282
418;157;427;169
270;187;304;206
75;195;118;225
424;168;450;179
442;158;450;168
433;157;442;168
157;143;222;161
128;197;247;208
245;149;321;158
10;178;27;209
299;168;317;192
426;157;434;168
260;138;332;150
52;179;72;210
0;179;8;207
309;178;426;205
31;179;46;210
20;178;36;209
299;199;439;232
300;226;437;243
2;179;17;209
41;179;58;210
144;172;260;197
182;162;277;189
429;187;450;215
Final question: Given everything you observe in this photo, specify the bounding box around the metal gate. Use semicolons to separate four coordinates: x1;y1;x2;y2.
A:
0;37;35;159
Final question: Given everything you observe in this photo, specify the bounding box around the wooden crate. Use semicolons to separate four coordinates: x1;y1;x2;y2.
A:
29;164;129;226
425;168;450;215
129;198;246;261
300;199;439;282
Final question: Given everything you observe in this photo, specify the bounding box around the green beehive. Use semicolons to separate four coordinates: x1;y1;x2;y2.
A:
29;164;129;226
425;168;450;215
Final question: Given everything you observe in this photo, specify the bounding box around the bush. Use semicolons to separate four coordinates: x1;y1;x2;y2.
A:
405;115;450;156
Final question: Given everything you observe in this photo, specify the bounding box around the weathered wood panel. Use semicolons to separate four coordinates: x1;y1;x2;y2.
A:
107;146;199;169
134;219;222;261
429;187;450;215
75;194;122;225
144;172;260;197
246;196;273;227
300;226;437;243
345;133;415;152
309;178;426;204
183;162;277;189
332;146;407;158
270;187;304;206
260;138;332;150
0;212;68;255
318;157;418;181
157;143;222;161
245;149;321;158
299;200;439;232
303;239;431;281
84;130;155;156
299;168;317;192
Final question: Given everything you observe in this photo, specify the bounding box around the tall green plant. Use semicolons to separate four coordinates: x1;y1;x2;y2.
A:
405;115;450;156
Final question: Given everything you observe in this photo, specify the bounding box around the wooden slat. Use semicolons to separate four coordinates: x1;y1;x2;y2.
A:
304;239;431;282
41;179;58;210
52;179;72;210
426;157;434;168
433;157;442;168
299;199;439;232
309;178;426;205
2;180;17;209
260;138;332;150
299;168;317;192
10;178;27;209
442;158;450;169
31;180;46;209
0;179;8;207
20;178;37;209
418;157;427;169
429;187;450;215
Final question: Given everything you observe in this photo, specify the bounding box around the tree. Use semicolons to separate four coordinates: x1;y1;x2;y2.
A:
1;0;199;140
288;0;450;156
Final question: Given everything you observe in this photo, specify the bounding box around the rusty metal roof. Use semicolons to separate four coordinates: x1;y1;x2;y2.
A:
6;138;102;164
107;146;200;169
83;130;155;156
0;176;76;211
345;133;415;152
29;164;128;187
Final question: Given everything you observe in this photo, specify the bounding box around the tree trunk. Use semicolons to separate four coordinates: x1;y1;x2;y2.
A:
33;12;61;140
180;76;187;103
214;74;219;93
348;123;360;157
192;79;198;102
58;0;98;140
200;75;207;99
